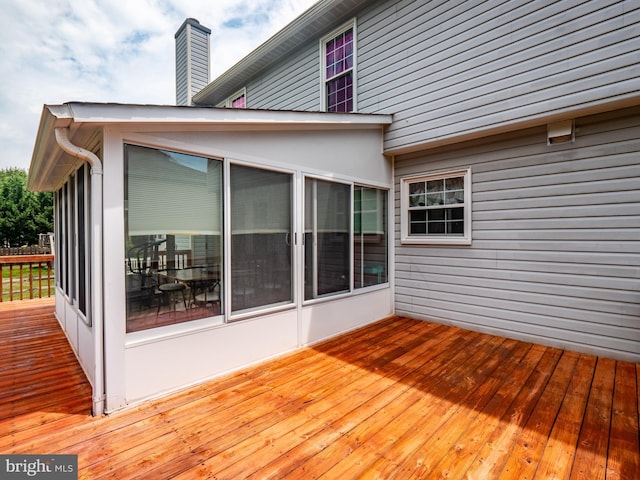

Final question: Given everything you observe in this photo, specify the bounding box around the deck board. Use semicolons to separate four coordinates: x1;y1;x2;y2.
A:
1;299;638;479
608;361;640;479
569;357;615;480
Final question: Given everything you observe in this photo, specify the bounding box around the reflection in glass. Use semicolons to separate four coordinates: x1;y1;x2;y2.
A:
230;165;293;313
305;178;350;299
124;145;223;332
408;174;465;237
409;181;425;207
354;186;388;288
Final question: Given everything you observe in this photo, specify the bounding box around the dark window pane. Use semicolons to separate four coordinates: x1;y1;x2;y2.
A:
354;187;388;288
445;190;464;204
411;210;427;222
446;176;464;190
448;221;464;234
68;180;75;299
410;222;427;234
428;209;445;221
77;165;86;317
449;207;464;220
124;145;223;332
409;182;424;194
428;222;445;234
326;28;353;78
427;179;443;193
327;72;353;112
231;165;293;313
410;209;427;235
409;182;425;206
427;193;443;205
305;178;350;299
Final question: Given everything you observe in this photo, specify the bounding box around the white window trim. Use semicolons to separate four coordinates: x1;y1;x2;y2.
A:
400;168;472;245
320;19;357;112
217;87;247;108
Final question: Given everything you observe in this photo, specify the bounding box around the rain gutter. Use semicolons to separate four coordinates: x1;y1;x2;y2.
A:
54;127;105;417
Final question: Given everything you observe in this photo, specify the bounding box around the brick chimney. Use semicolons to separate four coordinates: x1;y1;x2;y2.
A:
175;18;211;106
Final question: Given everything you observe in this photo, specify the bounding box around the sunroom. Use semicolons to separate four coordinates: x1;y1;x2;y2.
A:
28;102;393;414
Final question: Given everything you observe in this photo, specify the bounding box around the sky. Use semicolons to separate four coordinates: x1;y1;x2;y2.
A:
0;0;319;171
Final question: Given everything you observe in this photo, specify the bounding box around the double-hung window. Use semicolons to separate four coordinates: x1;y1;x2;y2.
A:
400;168;472;245
322;22;356;112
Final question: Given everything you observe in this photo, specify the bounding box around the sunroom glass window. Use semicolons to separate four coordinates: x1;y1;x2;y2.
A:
124;145;223;332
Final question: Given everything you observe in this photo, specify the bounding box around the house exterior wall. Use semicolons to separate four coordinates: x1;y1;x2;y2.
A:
360;0;640;153
235;0;639;154
394;106;640;362
101;124;393;409
211;0;640;363
248;42;320;111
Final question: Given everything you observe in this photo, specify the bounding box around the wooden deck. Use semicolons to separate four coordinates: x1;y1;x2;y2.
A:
1;300;638;479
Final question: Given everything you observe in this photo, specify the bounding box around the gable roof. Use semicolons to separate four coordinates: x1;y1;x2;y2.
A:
192;0;370;106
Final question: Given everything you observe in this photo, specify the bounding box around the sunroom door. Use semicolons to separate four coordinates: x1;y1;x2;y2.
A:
304;177;351;300
229;164;294;314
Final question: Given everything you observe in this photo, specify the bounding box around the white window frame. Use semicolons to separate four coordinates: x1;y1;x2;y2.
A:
400;168;472;245
320;19;357;112
217;88;247;108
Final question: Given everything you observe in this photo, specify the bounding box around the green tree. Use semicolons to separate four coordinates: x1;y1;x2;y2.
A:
0;168;53;247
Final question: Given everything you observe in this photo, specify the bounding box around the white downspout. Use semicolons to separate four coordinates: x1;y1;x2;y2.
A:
54;127;105;416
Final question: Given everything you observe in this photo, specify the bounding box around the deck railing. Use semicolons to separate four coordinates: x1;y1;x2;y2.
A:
0;255;54;302
0;246;51;256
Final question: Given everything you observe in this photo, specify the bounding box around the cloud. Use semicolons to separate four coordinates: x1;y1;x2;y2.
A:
0;0;318;170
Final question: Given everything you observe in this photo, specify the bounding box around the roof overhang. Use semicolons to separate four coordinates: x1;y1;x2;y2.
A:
384;92;640;157
28;102;392;192
193;0;371;106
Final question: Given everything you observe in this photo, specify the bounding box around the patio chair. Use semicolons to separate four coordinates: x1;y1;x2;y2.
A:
126;239;166;311
156;281;188;315
193;281;221;313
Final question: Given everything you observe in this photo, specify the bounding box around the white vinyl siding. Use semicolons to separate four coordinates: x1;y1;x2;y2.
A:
188;31;209;88
175;36;189;106
394;106;640;362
